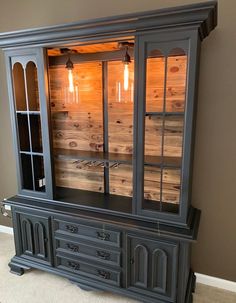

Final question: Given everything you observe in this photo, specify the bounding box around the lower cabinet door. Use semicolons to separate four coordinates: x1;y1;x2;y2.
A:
126;234;178;302
13;209;52;265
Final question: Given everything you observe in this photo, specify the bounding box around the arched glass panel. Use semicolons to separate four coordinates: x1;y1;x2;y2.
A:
13;63;27;111
26;61;40;111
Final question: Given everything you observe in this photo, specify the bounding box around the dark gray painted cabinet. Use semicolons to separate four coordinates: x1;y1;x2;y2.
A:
0;2;217;303
9;203;195;302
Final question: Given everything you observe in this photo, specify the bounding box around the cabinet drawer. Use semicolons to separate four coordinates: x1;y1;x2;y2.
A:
56;254;121;286
54;218;121;248
55;236;121;267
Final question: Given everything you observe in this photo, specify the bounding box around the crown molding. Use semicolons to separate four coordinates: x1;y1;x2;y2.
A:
0;1;217;49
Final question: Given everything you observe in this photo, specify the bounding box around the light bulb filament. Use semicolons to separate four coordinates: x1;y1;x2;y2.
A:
124;63;129;91
68;69;74;93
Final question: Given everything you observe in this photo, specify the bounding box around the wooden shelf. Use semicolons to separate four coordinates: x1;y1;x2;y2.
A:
56;187;178;215
143;199;179;214
20;151;43;156
16;111;40;115
56;187;133;214
54;148;133;164
51;110;69;113
144;155;182;168
145;112;184;117
54;149;181;168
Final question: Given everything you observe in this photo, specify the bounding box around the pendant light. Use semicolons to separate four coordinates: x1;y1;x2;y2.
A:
66;56;74;93
60;48;79;104
119;42;134;92
123;46;131;91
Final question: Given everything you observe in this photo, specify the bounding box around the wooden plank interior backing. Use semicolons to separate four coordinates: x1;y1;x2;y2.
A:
49;53;186;202
109;164;133;197
49;62;104;152
49;61;105;194
55;158;104;193
49;60;135;197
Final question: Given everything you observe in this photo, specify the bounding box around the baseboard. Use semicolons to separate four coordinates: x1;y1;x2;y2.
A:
0;225;13;235
196;273;236;293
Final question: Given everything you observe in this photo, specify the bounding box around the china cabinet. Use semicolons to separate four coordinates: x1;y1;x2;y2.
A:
0;2;217;302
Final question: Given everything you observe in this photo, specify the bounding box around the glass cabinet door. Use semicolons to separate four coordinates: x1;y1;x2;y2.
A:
143;47;186;212
135;32;193;221
8;50;52;198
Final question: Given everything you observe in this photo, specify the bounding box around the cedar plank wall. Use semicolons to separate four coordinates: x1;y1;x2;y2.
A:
50;62;105;193
48;55;186;203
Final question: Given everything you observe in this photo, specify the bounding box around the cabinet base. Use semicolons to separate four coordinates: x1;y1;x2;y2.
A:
69;279;101;292
8;260;31;276
185;271;196;303
8;255;196;303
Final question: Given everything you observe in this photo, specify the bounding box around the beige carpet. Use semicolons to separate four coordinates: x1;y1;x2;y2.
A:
0;232;235;303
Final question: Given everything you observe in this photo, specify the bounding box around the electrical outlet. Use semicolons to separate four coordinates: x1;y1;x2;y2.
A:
4;205;11;211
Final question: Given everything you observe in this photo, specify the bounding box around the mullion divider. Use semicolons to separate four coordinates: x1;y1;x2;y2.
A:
159;56;168;211
102;61;109;194
23;64;36;191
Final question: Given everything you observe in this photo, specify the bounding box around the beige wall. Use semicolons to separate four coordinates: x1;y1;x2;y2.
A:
0;0;235;282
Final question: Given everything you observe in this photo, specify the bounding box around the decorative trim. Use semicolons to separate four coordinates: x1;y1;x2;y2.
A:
151;248;167;293
0;225;13;235
134;244;148;288
0;1;217;49
196;273;236;293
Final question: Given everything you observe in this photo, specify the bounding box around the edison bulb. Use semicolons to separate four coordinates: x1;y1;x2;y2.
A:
68;69;74;93
124;63;129;91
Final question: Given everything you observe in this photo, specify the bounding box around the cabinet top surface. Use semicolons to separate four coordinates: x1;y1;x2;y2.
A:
6;195;201;242
0;1;217;49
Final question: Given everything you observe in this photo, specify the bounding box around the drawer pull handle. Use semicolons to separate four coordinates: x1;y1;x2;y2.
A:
66;243;79;253
97;269;111;280
96;250;111;260
96;231;110;241
66;225;78;233
68;261;80;271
